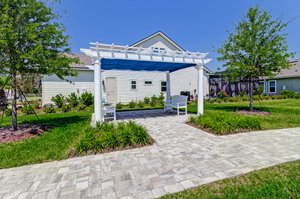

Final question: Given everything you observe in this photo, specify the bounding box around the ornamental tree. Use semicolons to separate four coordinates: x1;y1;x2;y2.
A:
217;6;295;111
0;0;78;130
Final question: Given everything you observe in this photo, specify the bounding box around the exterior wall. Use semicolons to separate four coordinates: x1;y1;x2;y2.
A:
42;69;210;105
42;70;95;105
263;78;300;95
133;34;181;51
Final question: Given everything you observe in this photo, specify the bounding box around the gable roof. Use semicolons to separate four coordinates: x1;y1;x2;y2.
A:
272;60;300;79
130;31;186;51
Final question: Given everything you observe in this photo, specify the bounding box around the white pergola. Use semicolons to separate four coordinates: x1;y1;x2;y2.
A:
81;42;212;122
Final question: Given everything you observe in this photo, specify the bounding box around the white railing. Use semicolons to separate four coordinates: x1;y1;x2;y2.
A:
80;42;211;65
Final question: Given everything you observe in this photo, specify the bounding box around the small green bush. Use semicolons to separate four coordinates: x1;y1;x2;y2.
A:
206;98;217;103
216;98;223;103
4;108;12;116
75;121;152;154
116;102;123;109
80;91;94;106
143;97;150;104
228;97;240;102
281;90;299;98
51;94;65;108
21;105;34;115
77;104;87;111
262;95;271;100
189;112;261;135
137;100;145;108
43;105;56;113
61;104;71;112
158;93;165;106
242;96;250;101
128;100;137;108
239;91;246;97
150;95;157;107
66;92;79;108
217;90;229;99
253;95;261;101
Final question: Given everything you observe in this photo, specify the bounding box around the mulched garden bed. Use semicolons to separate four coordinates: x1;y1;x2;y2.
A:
0;124;48;143
237;110;271;116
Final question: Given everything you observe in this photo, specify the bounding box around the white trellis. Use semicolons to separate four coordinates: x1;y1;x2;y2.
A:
80;42;212;123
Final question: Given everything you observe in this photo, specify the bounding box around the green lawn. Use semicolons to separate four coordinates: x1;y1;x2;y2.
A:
162;160;300;198
188;99;300;130
0;111;92;168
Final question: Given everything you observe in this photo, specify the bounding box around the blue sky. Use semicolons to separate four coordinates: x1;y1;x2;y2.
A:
55;0;300;71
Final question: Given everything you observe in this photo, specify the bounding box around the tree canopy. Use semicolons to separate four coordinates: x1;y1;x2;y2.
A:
217;6;295;110
0;0;79;129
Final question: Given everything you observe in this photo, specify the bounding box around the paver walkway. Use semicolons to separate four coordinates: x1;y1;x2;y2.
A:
1;110;300;199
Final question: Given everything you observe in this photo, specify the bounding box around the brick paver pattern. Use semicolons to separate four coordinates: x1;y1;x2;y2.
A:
1;110;300;199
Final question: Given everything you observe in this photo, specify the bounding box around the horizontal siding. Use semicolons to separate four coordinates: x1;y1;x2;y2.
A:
42;82;94;105
42;69;210;105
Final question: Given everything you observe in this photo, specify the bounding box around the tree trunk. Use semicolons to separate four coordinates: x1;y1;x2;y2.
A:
249;81;253;111
11;72;17;130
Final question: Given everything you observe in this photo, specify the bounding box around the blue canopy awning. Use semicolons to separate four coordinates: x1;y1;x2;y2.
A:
101;58;196;73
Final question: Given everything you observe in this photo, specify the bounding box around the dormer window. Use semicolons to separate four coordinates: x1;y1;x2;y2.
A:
152;47;166;53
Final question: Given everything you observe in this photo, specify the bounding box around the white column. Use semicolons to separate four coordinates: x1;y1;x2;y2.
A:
165;71;171;112
94;59;103;123
197;64;204;115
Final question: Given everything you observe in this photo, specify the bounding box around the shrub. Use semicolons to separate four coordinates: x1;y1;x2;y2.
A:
137;100;145;108
150;95;157;107
51;94;65;108
143;97;150;104
228;97;240;102
21;105;34;115
281;90;299;98
43;105;56;113
4;108;12;116
32;87;39;94
242;96;250;101
32;100;40;109
239;91;246;97
128;100;137;108
158;93;165;106
216;98;223;103
223;97;229;102
254;87;264;96
217;90;229;99
253;95;261;101
66;92;79;108
75;121;152;154
262;95;271;100
61;104;71;112
206;98;217;103
116;102;123;109
80;91;94;106
77;104;87;111
189;112;261;135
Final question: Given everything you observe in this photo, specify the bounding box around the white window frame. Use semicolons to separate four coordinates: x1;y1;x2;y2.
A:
151;47;166;54
268;80;277;93
161;81;167;92
144;80;153;86
130;80;137;91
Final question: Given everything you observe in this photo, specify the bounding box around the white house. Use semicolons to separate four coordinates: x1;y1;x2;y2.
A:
42;31;212;105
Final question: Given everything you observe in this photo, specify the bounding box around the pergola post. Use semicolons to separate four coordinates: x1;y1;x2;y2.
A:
166;71;171;109
94;59;103;123
197;64;204;115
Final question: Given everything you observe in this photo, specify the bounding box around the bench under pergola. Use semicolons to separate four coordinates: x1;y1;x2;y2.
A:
81;42;212;122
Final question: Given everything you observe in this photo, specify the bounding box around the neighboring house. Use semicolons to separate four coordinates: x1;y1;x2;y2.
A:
42;31;212;105
208;60;300;97
259;60;300;95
